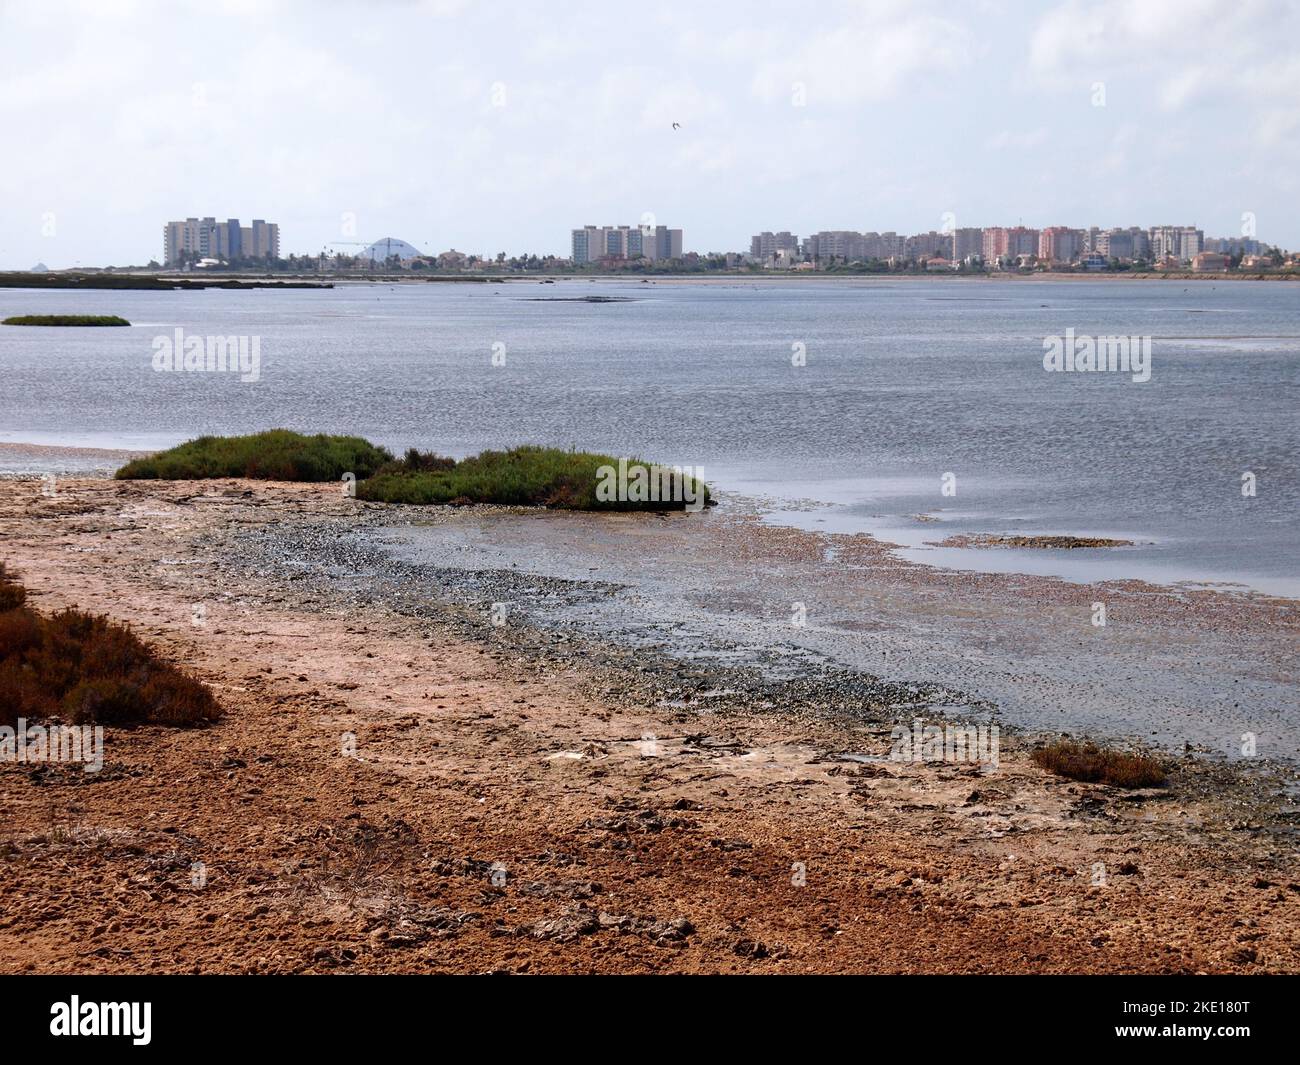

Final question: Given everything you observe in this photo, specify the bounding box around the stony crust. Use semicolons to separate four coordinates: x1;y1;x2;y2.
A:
0;477;1296;974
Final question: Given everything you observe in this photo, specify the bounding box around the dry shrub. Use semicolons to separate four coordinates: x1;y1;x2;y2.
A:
0;563;220;729
1032;739;1165;788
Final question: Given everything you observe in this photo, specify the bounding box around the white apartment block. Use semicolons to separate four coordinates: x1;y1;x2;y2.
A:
1148;225;1203;261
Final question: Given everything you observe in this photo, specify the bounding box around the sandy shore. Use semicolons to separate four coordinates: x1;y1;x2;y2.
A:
1;477;1297;973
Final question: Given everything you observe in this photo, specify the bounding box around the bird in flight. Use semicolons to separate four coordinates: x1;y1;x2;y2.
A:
672;122;681;130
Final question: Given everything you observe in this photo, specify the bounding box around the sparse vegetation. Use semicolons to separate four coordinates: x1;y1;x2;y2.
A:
358;445;713;510
0;563;220;728
115;430;393;482
2;314;130;326
112;433;713;511
1032;739;1166;788
941;534;1135;549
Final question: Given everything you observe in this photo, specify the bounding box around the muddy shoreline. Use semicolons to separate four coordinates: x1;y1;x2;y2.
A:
1;478;1297;973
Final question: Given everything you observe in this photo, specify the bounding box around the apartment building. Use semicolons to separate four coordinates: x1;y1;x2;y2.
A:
904;231;953;260
571;225;683;264
750;231;800;260
1038;226;1083;264
803;230;870;261
982;227;1009;261
978;226;1038;264
162;217;218;264
1005;226;1040;257
242;219;280;260
951;227;984;261
1203;236;1262;256
1092;226;1149;261
1148;225;1203;262
163;216;279;265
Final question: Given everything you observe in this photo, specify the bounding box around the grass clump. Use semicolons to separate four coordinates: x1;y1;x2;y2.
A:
2;314;130;326
0;563;220;728
1031;739;1166;789
357;445;714;511
116;430;393;482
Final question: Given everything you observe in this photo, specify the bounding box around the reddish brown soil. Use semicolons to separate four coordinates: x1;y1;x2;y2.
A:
0;478;1296;973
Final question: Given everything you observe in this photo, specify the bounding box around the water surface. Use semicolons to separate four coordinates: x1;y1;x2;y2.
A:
1;277;1295;593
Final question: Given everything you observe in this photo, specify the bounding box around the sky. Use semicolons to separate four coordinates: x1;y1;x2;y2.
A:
2;0;1298;268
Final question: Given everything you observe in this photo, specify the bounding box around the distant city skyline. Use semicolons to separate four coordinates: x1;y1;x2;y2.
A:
745;223;1278;267
3;1;1298;269
146;215;1283;269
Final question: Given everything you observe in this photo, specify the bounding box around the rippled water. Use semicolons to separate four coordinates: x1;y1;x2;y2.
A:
1;277;1296;592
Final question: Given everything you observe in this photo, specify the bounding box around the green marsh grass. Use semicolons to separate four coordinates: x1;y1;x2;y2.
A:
2;314;130;326
357;446;713;510
115;430;393;482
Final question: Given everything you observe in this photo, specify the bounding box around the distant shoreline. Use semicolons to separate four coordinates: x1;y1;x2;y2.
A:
1;270;1295;290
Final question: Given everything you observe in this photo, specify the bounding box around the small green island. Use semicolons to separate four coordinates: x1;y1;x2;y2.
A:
359;445;712;510
115;430;392;482
2;314;131;326
115;430;714;512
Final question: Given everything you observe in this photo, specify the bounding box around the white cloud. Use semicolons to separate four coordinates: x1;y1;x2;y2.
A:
985;128;1049;150
750;3;972;105
0;0;1296;266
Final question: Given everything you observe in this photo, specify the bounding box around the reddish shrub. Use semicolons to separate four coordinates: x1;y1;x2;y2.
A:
1032;740;1165;788
0;563;26;611
0;562;220;729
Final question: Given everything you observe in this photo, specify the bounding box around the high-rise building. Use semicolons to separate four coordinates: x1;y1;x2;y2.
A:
951;228;984;261
163;216;278;265
1129;227;1152;260
750;231;800;260
1038;227;1083;264
799;230;928;262
1148;225;1202;262
213;218;242;260
1203;236;1261;256
859;232;884;259
1097;228;1128;260
163;217;218;264
982;227;1009;261
571;225;682;264
1005;226;1040;257
571;226;601;264
803;231;872;261
245;219;280;259
904;231;953;260
1093;226;1148;261
978;226;1038;264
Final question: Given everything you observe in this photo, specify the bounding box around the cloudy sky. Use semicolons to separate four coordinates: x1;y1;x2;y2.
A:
2;0;1297;268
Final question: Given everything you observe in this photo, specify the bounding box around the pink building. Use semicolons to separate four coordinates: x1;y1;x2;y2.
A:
982;227;1009;260
1038;227;1082;264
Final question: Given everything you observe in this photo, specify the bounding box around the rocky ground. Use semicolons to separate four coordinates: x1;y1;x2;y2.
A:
0;476;1297;973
